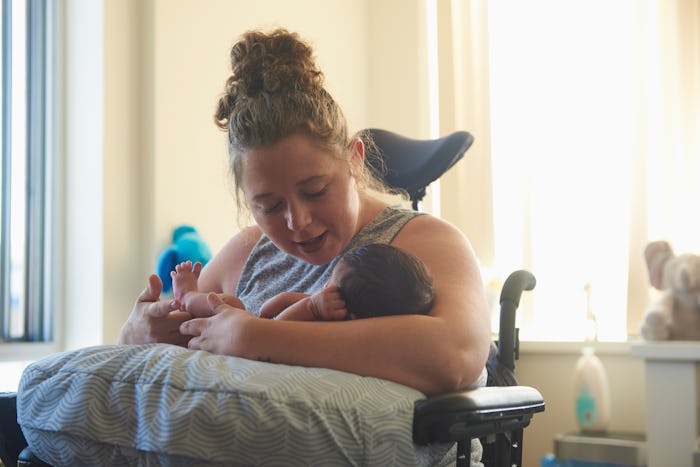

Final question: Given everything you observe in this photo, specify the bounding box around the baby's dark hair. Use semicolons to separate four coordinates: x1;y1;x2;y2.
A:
336;243;434;319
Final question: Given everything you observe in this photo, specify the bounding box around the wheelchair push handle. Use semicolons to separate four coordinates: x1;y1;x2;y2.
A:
499;270;536;307
498;269;536;372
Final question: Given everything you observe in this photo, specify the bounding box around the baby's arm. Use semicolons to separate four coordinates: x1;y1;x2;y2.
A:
259;292;310;319
260;286;347;321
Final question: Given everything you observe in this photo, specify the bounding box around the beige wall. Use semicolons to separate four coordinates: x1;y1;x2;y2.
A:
66;2;648;465
518;345;646;465
148;0;372;256
366;0;432;137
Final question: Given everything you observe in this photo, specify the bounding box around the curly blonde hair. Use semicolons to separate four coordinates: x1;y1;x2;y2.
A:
214;29;387;209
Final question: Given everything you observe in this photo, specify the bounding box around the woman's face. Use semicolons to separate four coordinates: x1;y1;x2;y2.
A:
240;133;364;265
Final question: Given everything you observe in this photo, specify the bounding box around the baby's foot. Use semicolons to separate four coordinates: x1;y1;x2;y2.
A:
171;261;202;302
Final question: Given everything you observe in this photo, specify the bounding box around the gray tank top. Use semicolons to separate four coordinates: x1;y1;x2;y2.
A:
236;206;423;316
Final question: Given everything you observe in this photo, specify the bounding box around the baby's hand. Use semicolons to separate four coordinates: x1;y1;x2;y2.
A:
171;261;202;302
309;285;348;321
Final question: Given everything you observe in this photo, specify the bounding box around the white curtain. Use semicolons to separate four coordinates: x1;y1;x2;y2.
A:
436;0;700;341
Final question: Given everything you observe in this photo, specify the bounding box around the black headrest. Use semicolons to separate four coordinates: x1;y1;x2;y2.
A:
365;129;474;203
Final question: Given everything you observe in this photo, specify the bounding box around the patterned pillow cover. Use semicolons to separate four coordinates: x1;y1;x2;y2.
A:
17;344;457;466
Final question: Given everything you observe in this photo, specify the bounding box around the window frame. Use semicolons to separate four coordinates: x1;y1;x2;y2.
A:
0;0;57;346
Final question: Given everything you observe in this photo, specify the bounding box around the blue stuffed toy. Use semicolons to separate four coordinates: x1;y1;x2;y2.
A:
157;225;212;294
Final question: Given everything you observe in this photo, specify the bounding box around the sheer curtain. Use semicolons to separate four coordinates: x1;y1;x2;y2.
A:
436;0;700;341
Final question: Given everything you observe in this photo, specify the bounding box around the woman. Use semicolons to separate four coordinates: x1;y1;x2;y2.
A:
118;28;491;396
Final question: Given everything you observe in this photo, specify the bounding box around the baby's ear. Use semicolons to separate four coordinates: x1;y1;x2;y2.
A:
645;241;674;290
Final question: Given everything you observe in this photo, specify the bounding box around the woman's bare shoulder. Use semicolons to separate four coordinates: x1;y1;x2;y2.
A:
198;225;263;294
391;213;482;293
393;214;471;254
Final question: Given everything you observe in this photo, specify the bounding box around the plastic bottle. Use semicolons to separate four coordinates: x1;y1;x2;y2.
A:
573;283;611;432
573;346;611;432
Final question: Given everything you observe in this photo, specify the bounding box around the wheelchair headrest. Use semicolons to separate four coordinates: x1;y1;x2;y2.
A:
365;129;474;207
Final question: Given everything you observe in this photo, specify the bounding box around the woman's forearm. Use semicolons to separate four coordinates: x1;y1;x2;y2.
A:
236;313;489;395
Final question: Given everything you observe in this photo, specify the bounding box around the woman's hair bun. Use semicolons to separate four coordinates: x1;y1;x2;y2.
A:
214;27;354;189
231;29;323;97
215;28;325;130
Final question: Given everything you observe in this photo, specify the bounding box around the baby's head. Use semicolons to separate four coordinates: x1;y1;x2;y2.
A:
330;243;434;319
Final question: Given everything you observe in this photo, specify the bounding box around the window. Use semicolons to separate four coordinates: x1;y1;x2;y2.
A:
486;0;700;341
1;0;56;343
434;0;700;342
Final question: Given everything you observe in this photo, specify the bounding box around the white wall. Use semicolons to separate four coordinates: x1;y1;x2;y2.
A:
517;344;646;465
63;0;104;349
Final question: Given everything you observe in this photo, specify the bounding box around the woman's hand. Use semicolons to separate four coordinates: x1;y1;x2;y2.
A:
180;293;254;355
118;274;193;347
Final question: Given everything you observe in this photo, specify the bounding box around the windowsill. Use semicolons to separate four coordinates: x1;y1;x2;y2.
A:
0;360;34;392
0;341;59;361
519;339;636;356
629;340;700;361
0;342;60;392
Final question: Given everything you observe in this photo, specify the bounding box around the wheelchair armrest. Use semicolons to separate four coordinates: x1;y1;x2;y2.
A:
413;386;545;444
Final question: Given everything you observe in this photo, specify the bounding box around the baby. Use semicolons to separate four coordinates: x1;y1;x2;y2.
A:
172;243;434;321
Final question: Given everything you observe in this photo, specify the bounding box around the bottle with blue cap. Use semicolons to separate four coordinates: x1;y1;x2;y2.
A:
573;282;611;432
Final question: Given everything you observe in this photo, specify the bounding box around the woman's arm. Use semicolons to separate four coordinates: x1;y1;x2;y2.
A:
182;215;491;395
